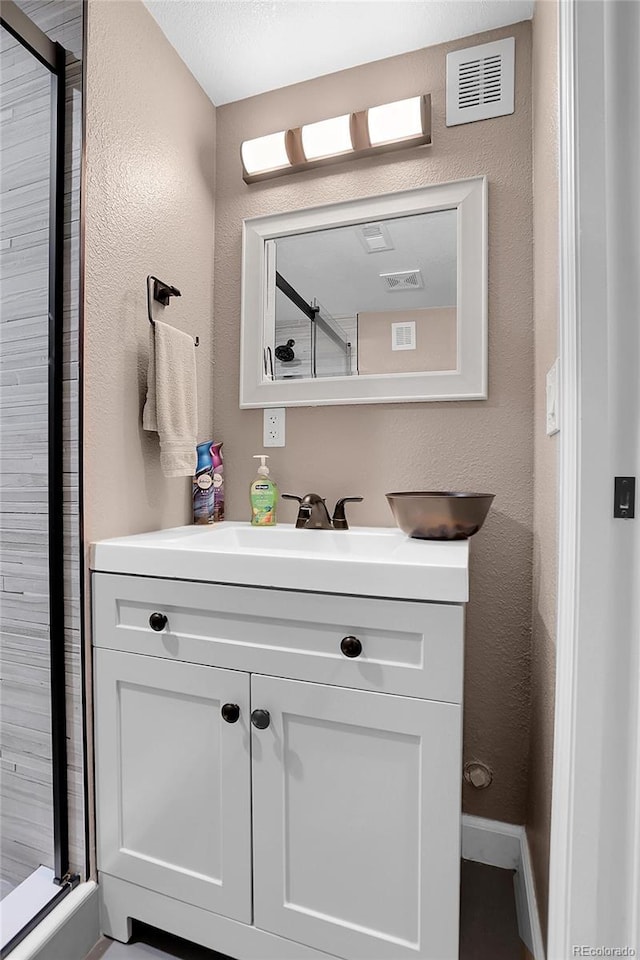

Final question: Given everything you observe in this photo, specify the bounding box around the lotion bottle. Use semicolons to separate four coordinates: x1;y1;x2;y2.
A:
250;455;279;526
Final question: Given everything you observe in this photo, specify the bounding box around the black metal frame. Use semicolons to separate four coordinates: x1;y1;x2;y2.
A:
0;0;58;69
275;270;318;322
48;35;70;889
275;270;351;363
0;6;78;953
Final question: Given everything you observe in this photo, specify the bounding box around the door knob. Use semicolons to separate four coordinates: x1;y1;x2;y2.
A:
340;635;362;658
251;709;271;730
221;703;240;724
149;612;168;632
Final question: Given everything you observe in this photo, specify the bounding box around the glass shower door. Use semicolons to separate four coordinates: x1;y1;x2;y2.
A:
312;301;353;379
0;4;74;953
1;17;55;892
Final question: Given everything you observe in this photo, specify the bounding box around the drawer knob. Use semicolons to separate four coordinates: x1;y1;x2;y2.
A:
221;703;240;724
340;635;362;658
149;612;168;632
251;709;271;730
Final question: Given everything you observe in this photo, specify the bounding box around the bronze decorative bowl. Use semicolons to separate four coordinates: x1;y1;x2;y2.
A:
385;491;495;540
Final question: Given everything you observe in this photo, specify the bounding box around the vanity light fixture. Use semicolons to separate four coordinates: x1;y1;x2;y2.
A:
240;129;290;179
240;94;431;183
367;96;425;146
301;114;353;161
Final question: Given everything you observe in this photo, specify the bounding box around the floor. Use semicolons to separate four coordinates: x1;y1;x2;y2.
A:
84;861;522;960
458;861;522;959
0;877;14;901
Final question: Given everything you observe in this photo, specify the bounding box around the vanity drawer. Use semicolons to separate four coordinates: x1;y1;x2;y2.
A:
92;572;464;703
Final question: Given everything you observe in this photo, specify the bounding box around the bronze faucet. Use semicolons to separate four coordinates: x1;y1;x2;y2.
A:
282;493;363;530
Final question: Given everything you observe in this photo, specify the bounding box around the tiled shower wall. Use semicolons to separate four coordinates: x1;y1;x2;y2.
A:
0;0;83;884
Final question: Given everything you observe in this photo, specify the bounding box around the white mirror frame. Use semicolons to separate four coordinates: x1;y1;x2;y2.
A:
240;176;487;408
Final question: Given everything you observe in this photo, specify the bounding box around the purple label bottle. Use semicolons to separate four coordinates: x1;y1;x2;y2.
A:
211;441;224;522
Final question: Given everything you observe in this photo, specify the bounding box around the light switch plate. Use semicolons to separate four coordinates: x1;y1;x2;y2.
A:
546;359;560;436
263;407;285;447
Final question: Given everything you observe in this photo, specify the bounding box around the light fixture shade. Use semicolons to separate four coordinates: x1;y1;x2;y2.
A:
240;94;431;182
301;114;353;161
241;131;290;177
367;97;424;146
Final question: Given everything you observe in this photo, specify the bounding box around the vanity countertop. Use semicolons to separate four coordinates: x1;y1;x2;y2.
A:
90;522;469;603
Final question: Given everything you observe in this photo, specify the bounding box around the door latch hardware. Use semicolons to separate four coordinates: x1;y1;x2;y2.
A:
614;477;635;519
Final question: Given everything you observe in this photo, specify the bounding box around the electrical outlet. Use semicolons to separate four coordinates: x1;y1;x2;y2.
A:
263;407;285;447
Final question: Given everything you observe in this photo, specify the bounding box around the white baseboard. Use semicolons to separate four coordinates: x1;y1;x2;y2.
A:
462;814;545;959
462;813;522;869
515;830;546;960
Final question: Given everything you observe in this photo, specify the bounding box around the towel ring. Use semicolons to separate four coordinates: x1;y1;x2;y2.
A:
147;275;199;347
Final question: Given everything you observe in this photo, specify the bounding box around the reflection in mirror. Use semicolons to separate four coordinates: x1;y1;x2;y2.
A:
267;209;457;381
241;176;486;407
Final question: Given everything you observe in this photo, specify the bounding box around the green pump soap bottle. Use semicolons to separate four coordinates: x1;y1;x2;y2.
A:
250;455;279;526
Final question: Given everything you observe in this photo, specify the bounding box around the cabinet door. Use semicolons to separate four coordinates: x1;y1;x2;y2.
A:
251;676;462;960
95;649;251;922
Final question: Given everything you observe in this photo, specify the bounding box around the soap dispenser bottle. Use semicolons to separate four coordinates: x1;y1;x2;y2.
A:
250;455;279;527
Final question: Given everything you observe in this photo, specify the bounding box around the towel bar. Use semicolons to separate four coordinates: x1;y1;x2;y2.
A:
147;275;199;346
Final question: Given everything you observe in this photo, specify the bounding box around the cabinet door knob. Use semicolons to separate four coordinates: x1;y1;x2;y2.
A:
340;635;362;658
149;612;168;632
221;703;240;724
251;709;271;730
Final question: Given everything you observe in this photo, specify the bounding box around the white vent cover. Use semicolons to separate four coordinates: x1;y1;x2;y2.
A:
392;321;416;351
358;221;394;253
446;37;515;127
380;269;424;291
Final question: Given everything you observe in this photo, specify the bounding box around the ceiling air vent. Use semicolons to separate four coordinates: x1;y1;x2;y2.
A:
446;37;515;127
380;269;424;291
392;321;416;352
358;221;394;253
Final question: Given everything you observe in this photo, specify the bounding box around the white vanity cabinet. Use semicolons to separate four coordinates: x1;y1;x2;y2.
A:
94;649;252;921
92;565;465;960
251;675;461;960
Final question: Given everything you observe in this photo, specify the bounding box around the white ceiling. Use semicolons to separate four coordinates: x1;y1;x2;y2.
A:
275;209;458;325
143;0;534;106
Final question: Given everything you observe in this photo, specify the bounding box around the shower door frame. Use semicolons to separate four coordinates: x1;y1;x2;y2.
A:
0;0;76;917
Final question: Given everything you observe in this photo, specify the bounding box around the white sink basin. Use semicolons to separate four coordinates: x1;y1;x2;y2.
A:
190;524;410;556
91;521;469;602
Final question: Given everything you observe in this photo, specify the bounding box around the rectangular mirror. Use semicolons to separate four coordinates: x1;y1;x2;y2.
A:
241;177;487;407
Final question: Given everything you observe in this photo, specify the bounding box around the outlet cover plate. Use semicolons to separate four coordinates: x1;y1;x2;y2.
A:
263;407;285;447
546;359;560;436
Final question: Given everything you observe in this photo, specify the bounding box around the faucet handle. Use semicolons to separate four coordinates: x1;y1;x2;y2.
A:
332;497;364;530
283;494;313;529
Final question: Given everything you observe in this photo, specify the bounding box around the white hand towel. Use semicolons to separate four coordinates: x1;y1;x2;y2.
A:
143;320;197;477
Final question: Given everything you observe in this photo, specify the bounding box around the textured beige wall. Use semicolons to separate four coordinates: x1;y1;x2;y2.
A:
214;22;534;824
357;307;457;375
527;0;559;942
84;0;216;546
